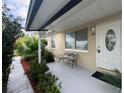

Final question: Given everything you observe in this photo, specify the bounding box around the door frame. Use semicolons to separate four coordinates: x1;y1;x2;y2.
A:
96;19;122;70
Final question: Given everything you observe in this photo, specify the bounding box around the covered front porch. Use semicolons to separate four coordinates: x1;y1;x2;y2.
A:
47;61;121;93
25;0;122;92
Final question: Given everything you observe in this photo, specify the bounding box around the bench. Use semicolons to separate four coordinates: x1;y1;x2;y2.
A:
59;51;78;68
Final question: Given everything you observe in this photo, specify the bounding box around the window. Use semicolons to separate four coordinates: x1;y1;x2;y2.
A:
65;28;88;51
105;29;116;51
75;28;88;50
65;32;75;49
51;35;55;48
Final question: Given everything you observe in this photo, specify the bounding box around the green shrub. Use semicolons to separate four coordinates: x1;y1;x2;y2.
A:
30;60;62;93
15;37;48;63
30;61;49;81
41;39;47;48
15;35;61;92
15;36;38;56
23;51;38;62
37;72;61;93
44;49;54;63
2;4;24;93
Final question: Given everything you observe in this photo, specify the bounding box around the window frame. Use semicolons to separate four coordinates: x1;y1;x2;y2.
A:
51;35;56;49
65;32;75;49
65;28;88;53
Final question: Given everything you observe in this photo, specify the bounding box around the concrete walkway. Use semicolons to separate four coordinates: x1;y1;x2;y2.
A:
7;56;34;93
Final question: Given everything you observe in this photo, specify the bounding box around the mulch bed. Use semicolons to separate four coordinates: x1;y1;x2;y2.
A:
21;59;39;93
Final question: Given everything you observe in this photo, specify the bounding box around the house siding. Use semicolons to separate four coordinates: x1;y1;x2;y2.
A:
47;13;121;71
48;28;96;71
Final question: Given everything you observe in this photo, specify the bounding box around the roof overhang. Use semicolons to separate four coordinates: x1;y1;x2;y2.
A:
26;0;121;32
25;0;82;31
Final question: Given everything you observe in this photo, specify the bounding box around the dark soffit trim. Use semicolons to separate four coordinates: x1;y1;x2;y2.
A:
26;0;44;31
26;0;82;31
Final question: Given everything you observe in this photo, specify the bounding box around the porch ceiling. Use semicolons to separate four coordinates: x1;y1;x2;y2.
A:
46;0;121;32
26;0;121;31
25;0;82;31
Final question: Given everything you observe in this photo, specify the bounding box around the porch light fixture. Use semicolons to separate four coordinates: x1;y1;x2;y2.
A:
91;26;96;35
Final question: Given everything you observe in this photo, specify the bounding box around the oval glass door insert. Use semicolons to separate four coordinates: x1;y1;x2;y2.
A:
105;29;116;51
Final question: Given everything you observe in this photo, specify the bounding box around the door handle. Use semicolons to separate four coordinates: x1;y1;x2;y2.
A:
96;49;100;53
98;49;100;53
97;49;100;53
97;46;100;53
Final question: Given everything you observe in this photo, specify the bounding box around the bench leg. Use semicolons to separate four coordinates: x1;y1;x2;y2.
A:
63;59;65;62
59;58;64;63
76;62;77;66
72;63;73;68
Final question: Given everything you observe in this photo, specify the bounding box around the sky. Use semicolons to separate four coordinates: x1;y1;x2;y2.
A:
3;0;31;28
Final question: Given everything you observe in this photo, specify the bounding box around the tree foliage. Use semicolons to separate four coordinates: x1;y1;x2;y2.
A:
15;36;39;61
15;36;38;56
15;36;49;61
2;4;24;93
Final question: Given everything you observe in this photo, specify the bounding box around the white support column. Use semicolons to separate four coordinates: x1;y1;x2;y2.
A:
38;31;41;63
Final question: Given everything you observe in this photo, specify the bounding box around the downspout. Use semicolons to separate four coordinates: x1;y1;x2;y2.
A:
38;31;41;63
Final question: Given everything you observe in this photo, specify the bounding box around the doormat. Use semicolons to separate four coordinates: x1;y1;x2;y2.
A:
92;71;121;88
92;71;104;78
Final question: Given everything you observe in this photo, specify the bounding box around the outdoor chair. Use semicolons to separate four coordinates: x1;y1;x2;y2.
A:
58;51;78;68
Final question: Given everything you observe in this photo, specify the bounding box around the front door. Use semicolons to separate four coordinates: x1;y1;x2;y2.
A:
96;20;121;71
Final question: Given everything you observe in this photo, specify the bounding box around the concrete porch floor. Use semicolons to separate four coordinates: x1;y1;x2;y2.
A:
47;61;121;93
